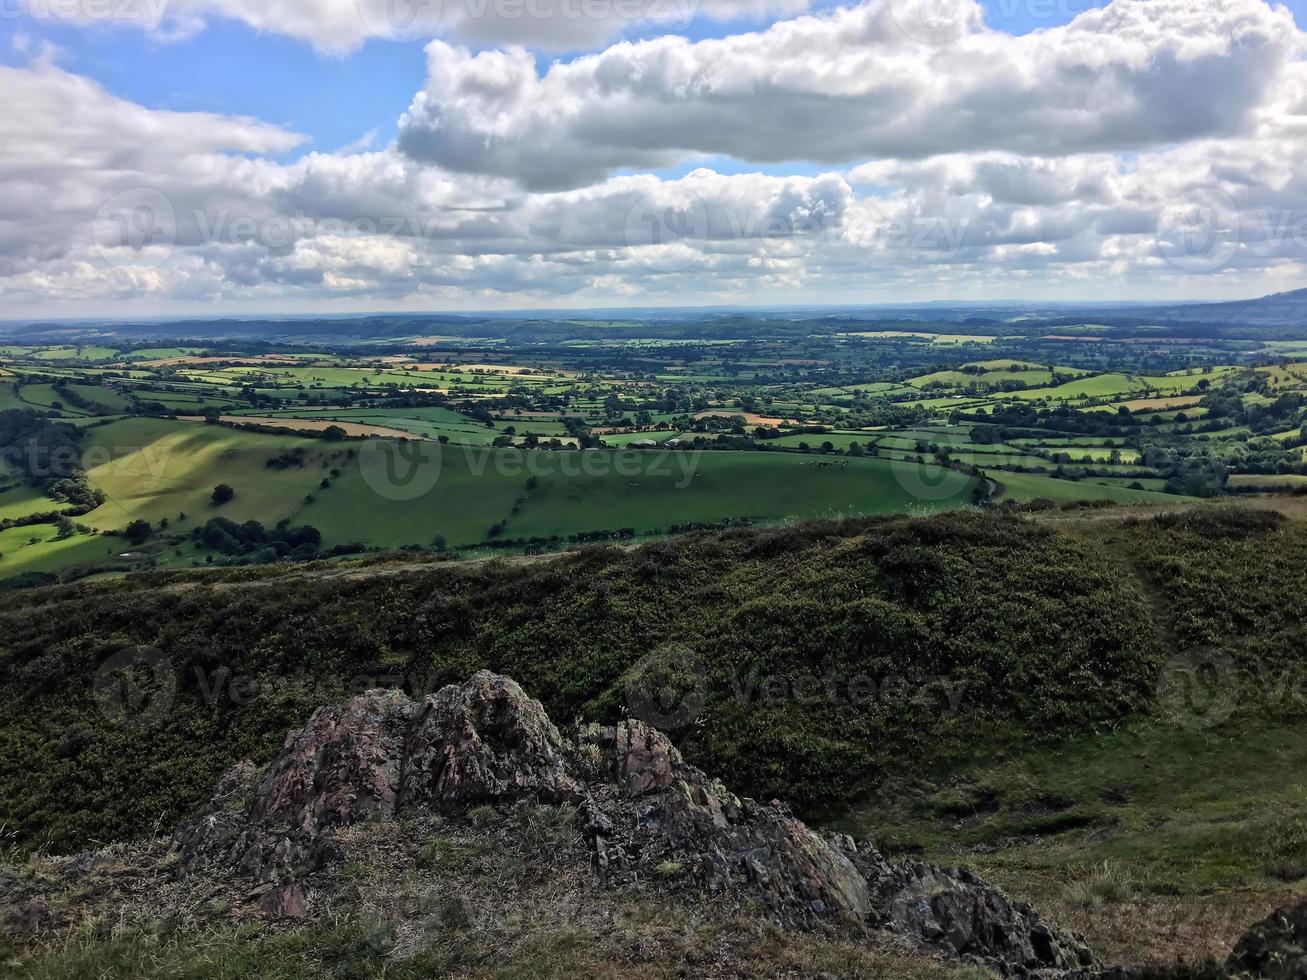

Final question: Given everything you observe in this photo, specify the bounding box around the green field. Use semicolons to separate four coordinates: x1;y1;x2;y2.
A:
231;405;512;444
79;418;336;531
1229;473;1307;488
0;325;1301;580
1004;373;1141;402
909;360;1086;390
0;484;66;522
31;346;121;361
305;447;979;548
0;523;116;576
0;382;25;411
991;470;1181;504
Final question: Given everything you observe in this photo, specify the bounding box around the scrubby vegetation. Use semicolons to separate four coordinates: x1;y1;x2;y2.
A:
3;506;1298;854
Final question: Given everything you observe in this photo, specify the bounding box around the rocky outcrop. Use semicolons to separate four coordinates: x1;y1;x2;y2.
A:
1229;900;1307;978
401;672;583;809
167;671;1104;977
875;859;1100;977
174;689;416;915
575;719;872;928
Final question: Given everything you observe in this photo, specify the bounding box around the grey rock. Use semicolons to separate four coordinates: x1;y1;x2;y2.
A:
400;671;583;811
163;673;1106;975
577;719;873;928
877;858;1100;977
1229;900;1307;979
173;689;414;914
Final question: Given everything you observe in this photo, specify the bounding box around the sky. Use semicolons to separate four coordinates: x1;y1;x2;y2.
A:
2;0;1307;316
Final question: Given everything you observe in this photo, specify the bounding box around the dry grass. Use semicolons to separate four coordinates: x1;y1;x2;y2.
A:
0;800;991;979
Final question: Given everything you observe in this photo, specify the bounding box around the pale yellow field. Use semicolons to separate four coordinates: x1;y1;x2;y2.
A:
693;409;801;426
179;415;425;440
839;331;996;344
1084;396;1203;413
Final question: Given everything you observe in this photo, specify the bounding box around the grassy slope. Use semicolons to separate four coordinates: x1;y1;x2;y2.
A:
992;470;1182;504
71;417;980;551
0;484;66;522
3;504;1306;971
79;418;339;531
503;452;972;539
0;524;114;575
840;718;1307;970
839;507;1307;966
0;511;1158;850
0;382;26;411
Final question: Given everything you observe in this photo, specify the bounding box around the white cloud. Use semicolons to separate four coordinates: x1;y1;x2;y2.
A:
6;0;1307;313
13;0;803;54
397;0;1301;189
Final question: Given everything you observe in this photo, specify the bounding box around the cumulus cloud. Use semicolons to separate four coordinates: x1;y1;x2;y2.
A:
13;0;803;54
398;0;1299;189
6;0;1307;312
0;57;303;280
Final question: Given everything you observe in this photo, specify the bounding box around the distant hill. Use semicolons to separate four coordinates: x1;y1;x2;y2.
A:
5;288;1307;341
1142;287;1307;327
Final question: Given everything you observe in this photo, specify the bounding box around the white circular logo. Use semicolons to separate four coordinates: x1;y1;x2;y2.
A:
1156;187;1240;274
358;439;443;501
624;644;706;731
889;431;975;503
92;187;176;268
1156;647;1239;731
93;646;176;730
622;190;710;274
889;0;971;45
356;0;445;43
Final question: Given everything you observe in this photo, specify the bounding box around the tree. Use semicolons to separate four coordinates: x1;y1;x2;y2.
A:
124;520;153;545
322;425;347;441
212;484;235;505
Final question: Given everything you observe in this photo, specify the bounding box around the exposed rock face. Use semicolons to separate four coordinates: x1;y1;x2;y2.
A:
168;671;1104;977
171;760;261;867
1229;901;1307;979
876;860;1100;977
575;719;872;928
175;689;415;914
401;672;583;810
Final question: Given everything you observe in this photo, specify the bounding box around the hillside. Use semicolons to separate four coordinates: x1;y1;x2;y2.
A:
2;673;1117;979
3;504;1307;972
1142;287;1307;327
0;509;1164;848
